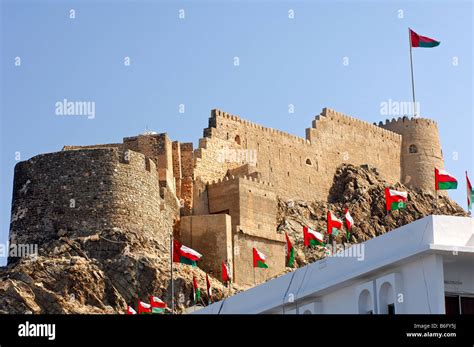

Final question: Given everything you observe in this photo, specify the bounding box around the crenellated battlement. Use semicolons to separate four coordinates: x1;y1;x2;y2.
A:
316;108;403;142
378;116;438;128
207;173;273;188
210;109;310;145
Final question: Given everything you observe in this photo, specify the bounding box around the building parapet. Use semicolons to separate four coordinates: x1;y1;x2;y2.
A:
314;108;403;142
211;109;310;145
206;173;273;188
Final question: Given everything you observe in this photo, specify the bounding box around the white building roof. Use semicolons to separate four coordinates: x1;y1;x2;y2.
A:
194;215;474;314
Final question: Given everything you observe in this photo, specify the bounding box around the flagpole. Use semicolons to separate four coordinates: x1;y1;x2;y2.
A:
409;28;417;117
170;233;174;315
253;266;256;286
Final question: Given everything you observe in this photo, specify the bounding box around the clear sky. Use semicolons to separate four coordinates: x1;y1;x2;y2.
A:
1;0;472;265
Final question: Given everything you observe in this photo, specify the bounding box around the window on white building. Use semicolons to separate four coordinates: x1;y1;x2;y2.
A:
379;282;395;314
358;289;373;314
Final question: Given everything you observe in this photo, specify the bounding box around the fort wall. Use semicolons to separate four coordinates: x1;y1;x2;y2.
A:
307;108;402;190
180;214;232;278
10;107;445;285
123;134;176;194
180;143;194;215
8;148;176;263
205;176;285;285
194;108;403;201
378;117;444;193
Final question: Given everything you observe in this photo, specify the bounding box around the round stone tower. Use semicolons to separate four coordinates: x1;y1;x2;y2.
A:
379;117;444;193
8;147;174;264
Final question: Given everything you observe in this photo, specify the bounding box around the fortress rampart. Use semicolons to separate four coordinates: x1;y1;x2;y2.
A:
378;116;443;193
9;148;176;263
194;108;417;201
8;107;446;284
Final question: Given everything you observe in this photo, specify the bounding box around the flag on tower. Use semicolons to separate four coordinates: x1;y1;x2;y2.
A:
285;233;295;267
466;171;474;211
385;187;408;211
173;239;202;266
345;208;353;241
221;261;231;283
126;305;137;315
303;226;325;247
435;168;458;190
327;211;342;236
253;248;268;268
410;29;440;48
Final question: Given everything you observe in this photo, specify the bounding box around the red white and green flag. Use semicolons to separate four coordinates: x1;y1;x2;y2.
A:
253;248;268;268
149;296;166;314
126;305;137;315
466;171;474;211
173;239;202;266
344;208;353;241
193;276;201;304
206;274;212;304
285;233;295;267
435;168;458;190
385;187;408;211
327;211;342;236
137;300;152;314
303;226;325;247
410;29;440;48
221;261;232;283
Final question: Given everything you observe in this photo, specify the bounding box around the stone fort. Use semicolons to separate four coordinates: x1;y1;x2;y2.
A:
9;108;444;286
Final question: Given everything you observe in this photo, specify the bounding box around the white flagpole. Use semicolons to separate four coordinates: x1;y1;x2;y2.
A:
409;28;417;117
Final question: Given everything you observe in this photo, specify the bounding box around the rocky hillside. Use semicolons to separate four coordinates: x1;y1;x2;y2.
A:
277;164;468;267
0;164;467;314
0;226;231;314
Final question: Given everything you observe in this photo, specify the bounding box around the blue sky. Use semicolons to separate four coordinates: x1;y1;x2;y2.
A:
1;0;472;265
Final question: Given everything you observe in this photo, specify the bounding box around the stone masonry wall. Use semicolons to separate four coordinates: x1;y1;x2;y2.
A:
180;143;194;215
379;117;444;193
233;232;285;287
206;176;285;285
194;108;403;202
122;134;176;195
180;214;233;279
9;148;176;263
306;108;402;193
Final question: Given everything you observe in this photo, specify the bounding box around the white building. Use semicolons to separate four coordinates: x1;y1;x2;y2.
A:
194;215;474;314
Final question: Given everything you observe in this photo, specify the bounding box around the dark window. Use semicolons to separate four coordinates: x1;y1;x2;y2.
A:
387;303;395;315
445;296;460;314
409;144;418;153
306;158;312;165
461;297;474;314
235;135;241;145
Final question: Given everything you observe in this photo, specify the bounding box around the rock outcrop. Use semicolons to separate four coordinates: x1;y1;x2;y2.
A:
277;164;467;267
